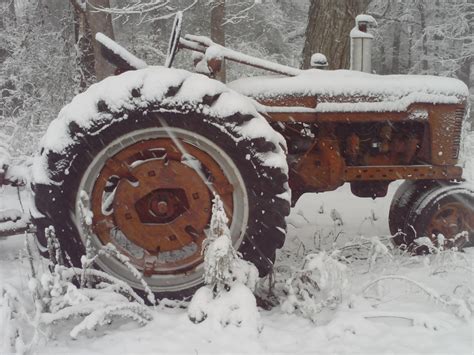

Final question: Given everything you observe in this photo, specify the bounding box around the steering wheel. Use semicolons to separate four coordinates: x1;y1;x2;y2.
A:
165;11;183;68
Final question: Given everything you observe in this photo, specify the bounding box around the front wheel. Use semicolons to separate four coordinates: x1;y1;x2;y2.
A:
399;182;474;251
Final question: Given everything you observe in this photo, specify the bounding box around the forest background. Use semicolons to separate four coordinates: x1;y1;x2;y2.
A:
0;0;472;158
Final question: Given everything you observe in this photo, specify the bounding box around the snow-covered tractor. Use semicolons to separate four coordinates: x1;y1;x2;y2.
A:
1;14;472;299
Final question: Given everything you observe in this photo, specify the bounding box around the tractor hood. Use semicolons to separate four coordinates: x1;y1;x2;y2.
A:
228;69;468;113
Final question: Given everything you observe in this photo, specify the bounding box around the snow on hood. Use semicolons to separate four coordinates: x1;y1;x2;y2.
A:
228;69;469;112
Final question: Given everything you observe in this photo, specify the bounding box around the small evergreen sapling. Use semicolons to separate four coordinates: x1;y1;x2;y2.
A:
188;195;261;331
203;195;258;293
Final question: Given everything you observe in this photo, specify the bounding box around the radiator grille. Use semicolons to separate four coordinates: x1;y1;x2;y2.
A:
450;108;464;159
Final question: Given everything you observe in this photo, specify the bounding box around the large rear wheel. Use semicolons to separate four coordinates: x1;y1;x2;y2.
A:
33;68;290;299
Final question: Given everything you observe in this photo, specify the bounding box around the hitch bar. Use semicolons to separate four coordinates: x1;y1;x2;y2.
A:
1;163;27;187
178;35;302;77
0;163;34;238
0;211;35;238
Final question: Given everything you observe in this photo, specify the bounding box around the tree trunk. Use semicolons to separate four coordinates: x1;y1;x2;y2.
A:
417;0;428;72
0;0;15;27
0;0;16;61
71;1;95;89
470;60;474;126
407;26;412;72
86;0;115;80
391;3;401;74
210;0;226;82
302;0;370;70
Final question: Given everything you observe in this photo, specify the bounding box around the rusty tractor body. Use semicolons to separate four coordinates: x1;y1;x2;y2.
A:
178;34;467;204
239;78;465;203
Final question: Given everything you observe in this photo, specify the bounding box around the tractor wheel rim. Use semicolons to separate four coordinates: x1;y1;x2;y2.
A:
427;202;473;246
76;126;249;293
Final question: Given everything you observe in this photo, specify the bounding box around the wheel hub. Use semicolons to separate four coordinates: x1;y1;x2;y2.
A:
113;158;211;253
427;202;473;247
153;200;169;216
139;189;187;222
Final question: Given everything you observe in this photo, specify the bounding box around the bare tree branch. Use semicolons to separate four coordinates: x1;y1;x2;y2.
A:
86;0;198;22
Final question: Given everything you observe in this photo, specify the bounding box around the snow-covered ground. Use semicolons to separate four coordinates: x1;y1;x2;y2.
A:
1;182;473;354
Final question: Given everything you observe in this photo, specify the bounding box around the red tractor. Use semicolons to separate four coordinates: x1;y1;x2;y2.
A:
1;14;472;298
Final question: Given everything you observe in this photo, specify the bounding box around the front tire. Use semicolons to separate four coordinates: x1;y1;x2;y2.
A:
390;181;474;251
405;183;474;251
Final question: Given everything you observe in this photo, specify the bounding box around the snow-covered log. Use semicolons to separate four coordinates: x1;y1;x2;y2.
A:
95;32;147;72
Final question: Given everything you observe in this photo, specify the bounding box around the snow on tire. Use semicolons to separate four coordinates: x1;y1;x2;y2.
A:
32;67;290;299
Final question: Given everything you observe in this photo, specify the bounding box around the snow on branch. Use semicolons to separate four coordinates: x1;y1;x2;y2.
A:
60;267;145;305
0;191;157;342
100;243;157;306
0;232;155;351
77;191;157;306
1;283;29;354
222;1;258;26
87;0;198;22
281;251;349;322
21;252;153;341
362;275;471;320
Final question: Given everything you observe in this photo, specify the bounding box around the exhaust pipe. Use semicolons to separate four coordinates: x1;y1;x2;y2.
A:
350;14;377;73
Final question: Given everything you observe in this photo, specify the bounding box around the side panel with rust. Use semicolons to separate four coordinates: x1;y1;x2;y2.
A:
260;97;465;201
428;104;465;166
